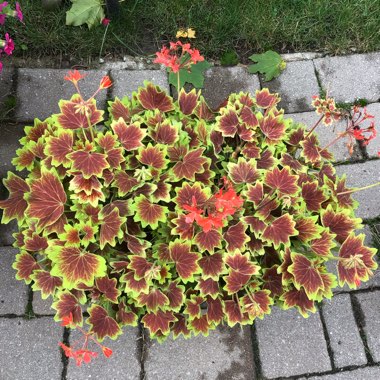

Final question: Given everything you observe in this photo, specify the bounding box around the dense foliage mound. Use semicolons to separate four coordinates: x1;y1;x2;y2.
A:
0;79;377;344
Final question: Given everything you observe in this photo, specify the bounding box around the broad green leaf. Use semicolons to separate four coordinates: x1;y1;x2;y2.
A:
248;51;286;82
169;60;212;89
66;0;105;29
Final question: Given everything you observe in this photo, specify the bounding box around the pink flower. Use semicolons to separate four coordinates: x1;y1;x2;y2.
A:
3;33;14;55
15;2;22;22
0;1;8;25
102;18;110;26
0;60;3;73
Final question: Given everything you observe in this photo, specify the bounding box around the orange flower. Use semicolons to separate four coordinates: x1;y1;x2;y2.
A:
99;76;112;89
64;70;86;85
102;346;113;358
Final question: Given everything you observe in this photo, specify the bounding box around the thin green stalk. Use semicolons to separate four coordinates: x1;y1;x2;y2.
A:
337;181;380;196
99;23;109;62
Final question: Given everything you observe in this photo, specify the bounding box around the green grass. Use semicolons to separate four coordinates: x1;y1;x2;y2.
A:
6;0;380;64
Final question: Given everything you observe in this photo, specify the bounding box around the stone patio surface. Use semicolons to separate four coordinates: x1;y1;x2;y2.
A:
0;52;379;379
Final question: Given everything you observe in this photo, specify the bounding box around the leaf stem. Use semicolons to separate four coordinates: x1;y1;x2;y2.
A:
337;181;380;196
98;23;109;62
177;71;181;93
320;132;346;153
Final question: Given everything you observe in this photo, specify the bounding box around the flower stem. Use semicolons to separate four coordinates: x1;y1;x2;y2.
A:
98;24;109;62
305;115;323;139
337;181;380;196
177;72;181;93
320;133;346;153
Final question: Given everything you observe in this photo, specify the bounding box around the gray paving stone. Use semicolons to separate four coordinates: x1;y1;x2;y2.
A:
305;366;380;379
321;294;367;368
144;325;255;380
33;292;55;315
255;307;331;378
0;68;15;111
110;69;169;99
364;102;380;158
0;123;25;244
314;53;380;103
286;111;361;162
67;327;140;380
16;69;108;122
0;247;28;315
201;66;261;110
265;60;320;113
0;317;63;380
335;160;380;220
355;291;380;362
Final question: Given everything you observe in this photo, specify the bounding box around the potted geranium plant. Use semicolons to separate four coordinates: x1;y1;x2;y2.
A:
0;41;378;366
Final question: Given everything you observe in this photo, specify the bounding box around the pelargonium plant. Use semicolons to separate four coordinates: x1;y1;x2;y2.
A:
0;1;23;72
0;42;379;366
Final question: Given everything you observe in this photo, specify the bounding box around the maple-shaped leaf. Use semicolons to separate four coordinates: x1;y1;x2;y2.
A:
216;108;239;137
301;181;327;212
27;169;66;230
142;310;177;335
288;253;324;299
12;251;40;284
125;233;151;255
310;230;336;257
21;119;49;144
194;96;215;121
195;229;223;253
198;252;225;280
95;277;121;303
0;173;30;224
241;106;259;128
128;256;153;279
280;153;304;172
242;143;260;159
254;88;281;108
259;114;287;141
295;216;323;243
164;281;185;312
228;158;259;184
58;224;81;247
257;148;276;170
150;121;179;145
68;150;109;179
262;265;283;297
132;195;168;230
57;96;103;130
108;97;132;123
31;270;63;299
242;289;273;320
12;147;35;171
321;205;362;244
205;296;223;323
249;51;286;82
185;300;205;323
261;214;298;249
138;82;174;112
300;135;321;163
172;148;207;181
264;167;298;196
24;233;49;252
224;222;250;253
137;143;168;169
172;314;191;339
287;126;305;146
190;315;213;336
169;240;201;282
52;291;84;326
152;179;172;203
245;183;264;205
334;176;356;209
99;206;125;249
113;171;139;197
197;278;220;299
281;287;316;318
337;234;378;288
224;299;248;327
120;271;149;295
44;130;74;168
175;182;209;210
87;305;122;341
169;60;212;89
277;247;294;284
111;118;146;151
116;300;138;327
48;246;107;289
137;289;170;312
179;88;199;115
